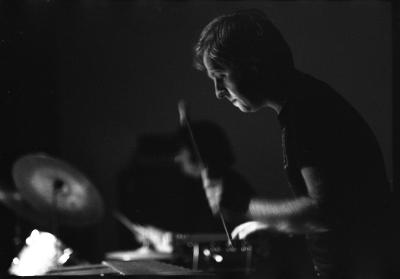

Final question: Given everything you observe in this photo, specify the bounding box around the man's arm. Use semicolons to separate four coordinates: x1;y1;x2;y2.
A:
236;166;330;237
247;196;326;234
202;166;331;235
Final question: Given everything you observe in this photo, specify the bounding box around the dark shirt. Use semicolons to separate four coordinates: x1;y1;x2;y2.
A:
278;72;391;278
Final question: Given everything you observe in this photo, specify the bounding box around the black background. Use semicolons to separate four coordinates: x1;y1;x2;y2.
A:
0;0;396;271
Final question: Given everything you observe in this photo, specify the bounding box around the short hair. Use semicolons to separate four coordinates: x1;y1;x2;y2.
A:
194;9;294;72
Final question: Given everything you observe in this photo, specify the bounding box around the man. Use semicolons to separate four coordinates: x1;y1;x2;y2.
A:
116;121;252;241
194;9;392;279
115;121;253;272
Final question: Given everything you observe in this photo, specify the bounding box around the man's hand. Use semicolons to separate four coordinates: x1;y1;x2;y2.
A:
232;221;272;259
231;221;269;240
201;168;223;215
131;224;173;253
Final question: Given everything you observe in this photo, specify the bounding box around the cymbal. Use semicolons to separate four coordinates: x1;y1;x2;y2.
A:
12;153;104;226
0;189;48;227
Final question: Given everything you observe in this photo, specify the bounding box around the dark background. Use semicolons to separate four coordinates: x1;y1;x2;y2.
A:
0;0;394;268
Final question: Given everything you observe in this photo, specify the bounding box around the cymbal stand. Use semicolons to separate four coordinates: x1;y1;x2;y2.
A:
51;179;64;238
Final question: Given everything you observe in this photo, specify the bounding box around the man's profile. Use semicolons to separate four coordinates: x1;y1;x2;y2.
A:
193;9;393;279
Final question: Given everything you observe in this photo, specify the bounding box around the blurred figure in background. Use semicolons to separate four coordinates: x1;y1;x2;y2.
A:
116;120;253;251
174;120;253;227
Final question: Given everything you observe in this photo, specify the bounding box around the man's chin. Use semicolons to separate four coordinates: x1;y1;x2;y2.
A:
238;107;251;113
234;103;253;113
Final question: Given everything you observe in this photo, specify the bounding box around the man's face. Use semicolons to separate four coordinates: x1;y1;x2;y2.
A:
203;53;264;112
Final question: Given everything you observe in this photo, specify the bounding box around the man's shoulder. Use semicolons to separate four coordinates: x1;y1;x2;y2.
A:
293;73;342;106
287;73;354;120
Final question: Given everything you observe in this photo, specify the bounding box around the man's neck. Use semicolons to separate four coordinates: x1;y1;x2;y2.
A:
263;69;302;114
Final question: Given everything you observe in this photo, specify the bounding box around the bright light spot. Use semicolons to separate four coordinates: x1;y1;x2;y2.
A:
58;248;73;264
9;230;73;276
26;230;40;246
203;249;211;257
213;254;223;263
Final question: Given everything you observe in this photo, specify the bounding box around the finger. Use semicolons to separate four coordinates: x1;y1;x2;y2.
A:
231;222;252;239
236;225;255;240
201;169;210;188
211;204;219;215
231;221;268;240
136;234;146;243
177;100;187;125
